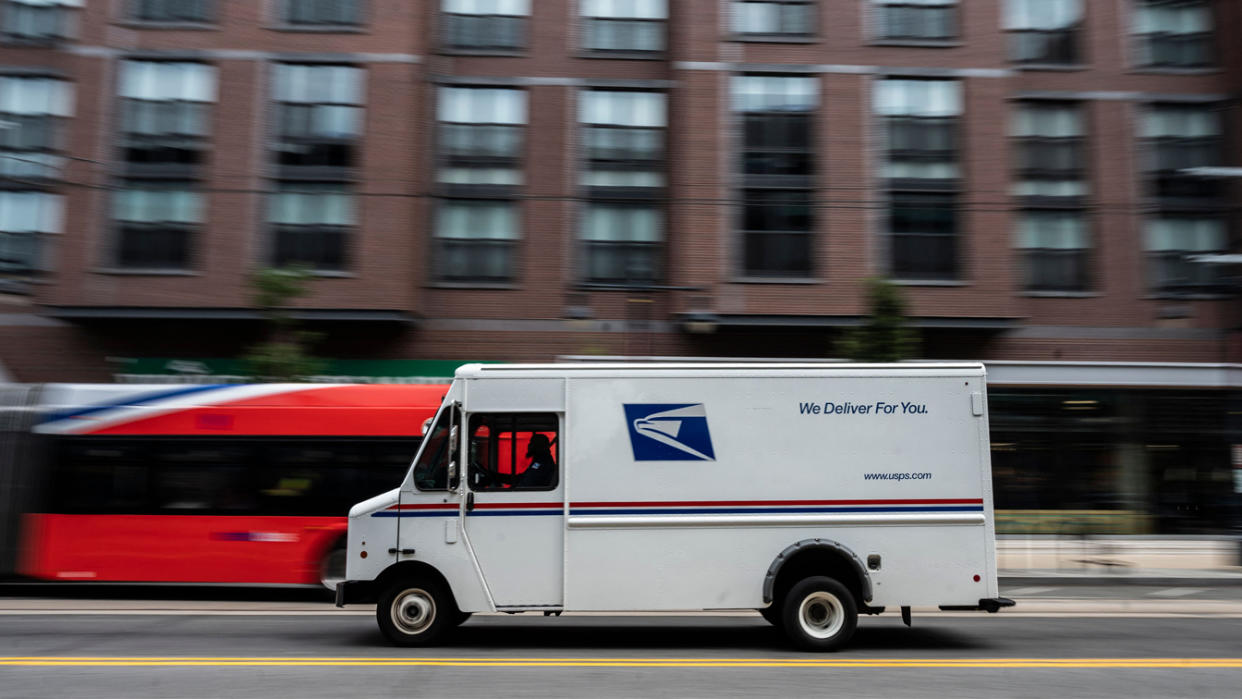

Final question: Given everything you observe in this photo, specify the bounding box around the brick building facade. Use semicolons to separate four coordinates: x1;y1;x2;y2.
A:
0;0;1240;382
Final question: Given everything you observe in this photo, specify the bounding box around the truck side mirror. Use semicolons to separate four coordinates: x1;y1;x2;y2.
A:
447;460;459;491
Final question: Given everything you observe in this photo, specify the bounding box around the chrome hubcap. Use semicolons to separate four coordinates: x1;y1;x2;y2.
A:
798;591;844;639
392;589;435;635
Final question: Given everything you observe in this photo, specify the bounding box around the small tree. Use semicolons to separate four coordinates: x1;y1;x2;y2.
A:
242;267;325;381
836;277;920;362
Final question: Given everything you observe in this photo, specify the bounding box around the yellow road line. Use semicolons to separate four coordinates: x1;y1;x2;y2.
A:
2;657;1242;669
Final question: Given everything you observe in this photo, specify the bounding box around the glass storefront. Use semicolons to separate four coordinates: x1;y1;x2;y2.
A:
990;388;1242;535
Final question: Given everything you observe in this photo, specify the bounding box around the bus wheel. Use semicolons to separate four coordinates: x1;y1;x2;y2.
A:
377;579;450;647
318;541;347;591
781;576;857;651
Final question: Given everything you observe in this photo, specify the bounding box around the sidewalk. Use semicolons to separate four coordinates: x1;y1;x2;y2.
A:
998;536;1242;586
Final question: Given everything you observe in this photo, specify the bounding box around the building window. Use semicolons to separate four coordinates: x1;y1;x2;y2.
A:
273;64;364;175
281;0;363;27
1134;0;1213;68
435;199;519;283
113;184;201;269
442;0;528;51
118;60;217;175
0;75;72;182
733;75;817;277
1145;217;1226;293
876;78;960;182
0;190;61;273
1143;104;1222;200
890;192;956;280
131;0;212;23
3;0;80;43
581;0;666;54
1013;102;1086;199
437;86;526;188
873;0;957;41
875;79;962;280
1017;211;1089;291
581;203;661;285
1005;0;1082;65
269;183;354;271
580;90;665;190
580;90;665;286
732;1;814;37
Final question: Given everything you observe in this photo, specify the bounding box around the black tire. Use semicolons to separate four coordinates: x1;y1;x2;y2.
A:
376;578;452;647
759;604;783;628
781;576;858;652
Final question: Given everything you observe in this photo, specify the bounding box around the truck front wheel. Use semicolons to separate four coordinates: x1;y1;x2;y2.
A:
781;576;858;651
377;579;451;647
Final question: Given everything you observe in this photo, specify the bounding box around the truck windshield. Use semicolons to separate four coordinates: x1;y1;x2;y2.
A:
411;407;455;491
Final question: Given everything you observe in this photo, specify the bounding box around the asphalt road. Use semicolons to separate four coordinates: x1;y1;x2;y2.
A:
2;587;1242;699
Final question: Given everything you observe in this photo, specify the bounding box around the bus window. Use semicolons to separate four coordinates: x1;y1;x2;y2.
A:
152;444;251;512
51;441;151;514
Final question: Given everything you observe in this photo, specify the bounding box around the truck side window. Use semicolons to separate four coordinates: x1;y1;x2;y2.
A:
412;407;457;491
468;413;558;492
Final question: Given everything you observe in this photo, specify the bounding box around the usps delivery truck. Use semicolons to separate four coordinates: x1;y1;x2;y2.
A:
336;363;1012;650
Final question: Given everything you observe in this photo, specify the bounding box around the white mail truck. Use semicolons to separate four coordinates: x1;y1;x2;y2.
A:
335;363;1012;650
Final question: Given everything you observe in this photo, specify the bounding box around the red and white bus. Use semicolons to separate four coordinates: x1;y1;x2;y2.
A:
0;383;445;587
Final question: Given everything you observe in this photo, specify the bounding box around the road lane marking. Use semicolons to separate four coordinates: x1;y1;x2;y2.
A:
3;657;1242;669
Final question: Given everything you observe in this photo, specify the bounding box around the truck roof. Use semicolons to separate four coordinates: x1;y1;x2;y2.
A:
454;362;986;379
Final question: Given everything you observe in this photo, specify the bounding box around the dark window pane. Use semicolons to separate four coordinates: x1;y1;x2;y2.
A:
273;225;347;271
890;193;957;279
118;223;192;269
743;231;811;276
1010;28;1080;64
445;13;525;50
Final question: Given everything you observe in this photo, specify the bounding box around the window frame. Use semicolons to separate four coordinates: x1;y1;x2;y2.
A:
277;0;366;29
433;197;521;285
1004;0;1084;67
1012;100;1087;203
579;0;667;56
127;0;215;25
733;74;818;279
731;0;817;40
871;0;959;43
888;190;959;282
1142;102;1225;204
466;412;560;493
436;85;527;197
112;180;201;271
272;63;365;179
1;0;81;44
1144;215;1231;296
440;1;528;53
1015;209;1091;293
1132;0;1215;70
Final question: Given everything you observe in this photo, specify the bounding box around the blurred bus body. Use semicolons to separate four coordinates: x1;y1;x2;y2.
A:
0;383;445;587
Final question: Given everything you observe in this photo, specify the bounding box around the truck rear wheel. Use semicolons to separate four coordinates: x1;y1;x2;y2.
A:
781;576;857;651
377;578;451;647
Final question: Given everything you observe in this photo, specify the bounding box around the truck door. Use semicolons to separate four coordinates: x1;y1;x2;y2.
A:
462;412;563;609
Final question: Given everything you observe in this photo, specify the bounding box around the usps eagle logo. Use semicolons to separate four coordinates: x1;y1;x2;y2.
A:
623;404;716;462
